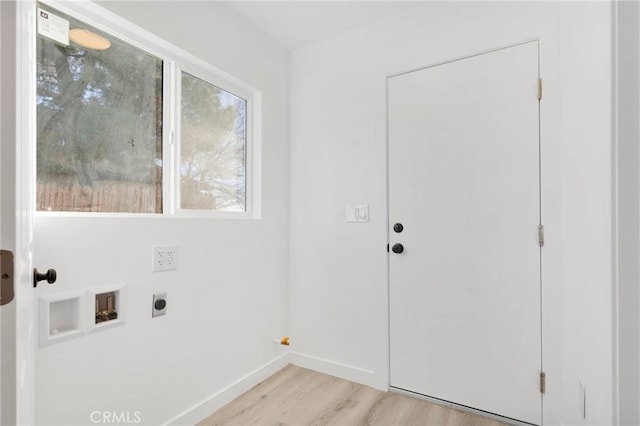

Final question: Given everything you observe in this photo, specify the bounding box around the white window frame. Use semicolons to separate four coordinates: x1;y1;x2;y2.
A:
30;0;261;219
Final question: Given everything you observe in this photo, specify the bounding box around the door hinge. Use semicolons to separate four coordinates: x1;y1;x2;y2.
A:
0;249;15;306
538;224;545;247
540;371;546;394
538;78;543;101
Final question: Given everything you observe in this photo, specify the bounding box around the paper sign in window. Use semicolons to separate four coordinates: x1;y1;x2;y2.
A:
37;8;69;46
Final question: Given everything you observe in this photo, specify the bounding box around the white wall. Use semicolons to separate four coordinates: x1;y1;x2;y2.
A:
559;4;613;425
15;1;625;424
33;2;290;425
616;1;640;424
288;2;612;425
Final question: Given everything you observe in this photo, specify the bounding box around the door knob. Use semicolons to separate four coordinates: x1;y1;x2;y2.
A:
391;243;404;254
33;268;57;288
393;223;404;233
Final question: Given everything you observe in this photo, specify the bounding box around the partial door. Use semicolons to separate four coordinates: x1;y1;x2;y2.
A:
388;41;542;425
1;2;38;424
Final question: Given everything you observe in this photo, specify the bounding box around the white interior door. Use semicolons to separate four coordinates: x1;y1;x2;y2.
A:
388;41;541;425
1;1;37;424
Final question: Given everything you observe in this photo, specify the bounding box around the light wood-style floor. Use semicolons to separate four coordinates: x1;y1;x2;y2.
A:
198;365;508;426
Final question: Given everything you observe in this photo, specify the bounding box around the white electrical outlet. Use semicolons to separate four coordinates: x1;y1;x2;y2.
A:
152;245;178;272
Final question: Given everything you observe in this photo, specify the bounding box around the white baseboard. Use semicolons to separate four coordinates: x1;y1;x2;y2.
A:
290;351;384;391
166;352;291;425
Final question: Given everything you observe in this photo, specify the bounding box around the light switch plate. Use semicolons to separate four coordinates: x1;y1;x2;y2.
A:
346;204;369;223
152;245;177;272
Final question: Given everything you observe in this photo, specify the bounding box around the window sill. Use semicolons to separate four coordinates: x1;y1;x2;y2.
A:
34;211;260;220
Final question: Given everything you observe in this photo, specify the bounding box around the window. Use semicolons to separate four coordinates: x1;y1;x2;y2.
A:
36;6;163;213
180;72;247;212
34;2;255;217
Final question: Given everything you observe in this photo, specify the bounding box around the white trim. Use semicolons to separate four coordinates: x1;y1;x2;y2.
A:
290;351;382;391
16;0;37;423
535;21;563;426
163;59;177;216
611;1;620;424
0;0;4;421
166;353;290;426
387;38;540;79
33;211;256;220
250;91;263;219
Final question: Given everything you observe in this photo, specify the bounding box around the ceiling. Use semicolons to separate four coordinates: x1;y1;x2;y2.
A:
225;1;420;51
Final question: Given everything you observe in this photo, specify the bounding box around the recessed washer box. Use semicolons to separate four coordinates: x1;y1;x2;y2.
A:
39;284;128;346
39;290;85;346
89;284;127;332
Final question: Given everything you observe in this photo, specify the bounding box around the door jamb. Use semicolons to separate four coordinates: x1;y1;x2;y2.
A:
14;0;37;423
